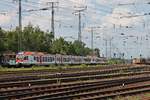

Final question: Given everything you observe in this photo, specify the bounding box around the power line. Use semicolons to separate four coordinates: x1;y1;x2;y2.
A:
19;1;59;38
0;0;18;9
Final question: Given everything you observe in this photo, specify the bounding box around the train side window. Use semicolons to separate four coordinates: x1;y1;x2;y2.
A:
36;57;38;61
48;57;50;62
50;57;53;62
52;57;54;61
50;57;51;62
47;57;49;62
37;57;39;62
43;57;46;62
45;57;46;62
41;57;44;62
57;58;60;61
44;57;45;62
45;57;48;62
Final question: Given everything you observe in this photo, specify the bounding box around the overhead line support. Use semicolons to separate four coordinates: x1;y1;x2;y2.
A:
73;6;87;42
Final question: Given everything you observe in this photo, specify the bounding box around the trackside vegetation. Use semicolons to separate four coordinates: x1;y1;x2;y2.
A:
110;93;150;100
107;58;125;65
0;64;104;72
0;24;100;57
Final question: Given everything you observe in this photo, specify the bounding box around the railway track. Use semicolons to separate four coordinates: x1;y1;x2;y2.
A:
0;69;149;90
0;71;149;91
0;65;149;83
0;71;150;99
77;81;150;100
0;65;149;100
1;74;149;100
0;65;146;78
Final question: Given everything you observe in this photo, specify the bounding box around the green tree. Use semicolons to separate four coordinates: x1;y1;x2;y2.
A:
22;24;53;52
51;37;70;54
5;28;19;52
0;25;94;57
0;27;6;53
72;40;90;56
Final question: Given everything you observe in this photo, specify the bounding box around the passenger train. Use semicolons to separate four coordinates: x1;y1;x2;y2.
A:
0;51;107;67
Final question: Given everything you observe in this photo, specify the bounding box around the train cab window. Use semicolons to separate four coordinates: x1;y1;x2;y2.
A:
24;56;28;60
34;57;36;60
34;57;38;61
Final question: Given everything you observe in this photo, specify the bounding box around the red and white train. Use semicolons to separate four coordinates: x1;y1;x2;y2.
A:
1;51;107;66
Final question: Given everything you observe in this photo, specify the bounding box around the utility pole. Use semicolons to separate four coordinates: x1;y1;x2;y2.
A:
78;12;81;42
51;2;54;37
47;1;59;38
91;28;94;56
18;0;22;52
105;40;108;58
109;39;111;58
12;0;23;52
103;39;108;58
109;37;113;58
88;26;101;56
73;7;87;42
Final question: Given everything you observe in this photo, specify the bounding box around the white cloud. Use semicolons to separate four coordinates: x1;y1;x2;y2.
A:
101;6;143;27
0;14;12;25
23;14;50;31
95;0;148;6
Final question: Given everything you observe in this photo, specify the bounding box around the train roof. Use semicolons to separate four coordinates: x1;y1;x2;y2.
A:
17;51;45;55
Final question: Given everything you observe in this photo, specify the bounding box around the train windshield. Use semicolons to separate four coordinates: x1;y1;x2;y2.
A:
16;54;24;60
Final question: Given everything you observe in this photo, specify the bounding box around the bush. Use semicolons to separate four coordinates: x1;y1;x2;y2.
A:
108;59;124;65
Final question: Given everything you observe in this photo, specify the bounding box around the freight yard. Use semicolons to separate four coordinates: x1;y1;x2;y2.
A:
0;0;150;99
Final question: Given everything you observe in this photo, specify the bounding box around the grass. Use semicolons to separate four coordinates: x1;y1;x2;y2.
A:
0;64;104;72
112;93;150;100
144;93;150;97
0;66;49;72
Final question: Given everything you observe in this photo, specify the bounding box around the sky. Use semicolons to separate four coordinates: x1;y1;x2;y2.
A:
1;0;150;59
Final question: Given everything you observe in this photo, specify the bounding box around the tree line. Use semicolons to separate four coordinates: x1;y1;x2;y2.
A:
0;24;100;57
